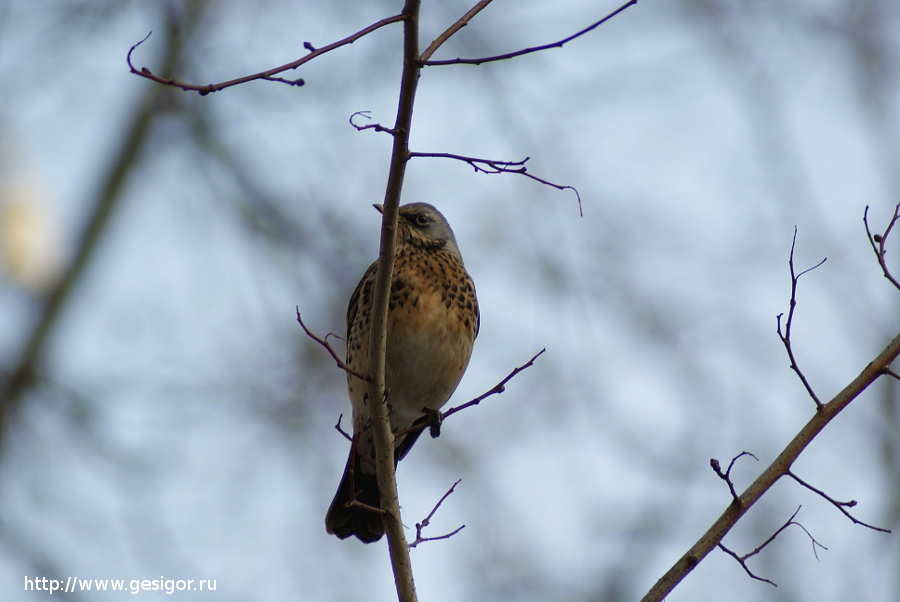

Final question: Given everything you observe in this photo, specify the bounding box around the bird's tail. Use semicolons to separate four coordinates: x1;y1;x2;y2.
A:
324;448;384;543
325;416;432;543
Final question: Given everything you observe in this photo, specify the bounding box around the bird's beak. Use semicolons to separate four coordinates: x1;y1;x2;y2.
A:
373;204;384;215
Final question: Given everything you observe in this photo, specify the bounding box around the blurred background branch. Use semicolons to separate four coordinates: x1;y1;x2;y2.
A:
0;2;204;430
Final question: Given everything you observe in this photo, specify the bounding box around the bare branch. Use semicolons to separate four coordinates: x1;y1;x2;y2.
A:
128;14;406;95
409;152;526;170
410;524;464;548
792;518;829;561
640;329;900;602
718;506;827;587
393;349;545;442
740;507;826;562
349;111;398;135
443;348;545;419
409;153;582;215
863;204;900;292
775;227;827;409
365;2;422;599
717;543;777;587
408;480;465;548
710;451;759;504
787;472;891;533
334;414;353;442
295;308;371;383
418;0;637;66
420;0;496;62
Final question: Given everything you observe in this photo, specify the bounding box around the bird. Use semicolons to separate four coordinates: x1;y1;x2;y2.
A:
325;202;479;543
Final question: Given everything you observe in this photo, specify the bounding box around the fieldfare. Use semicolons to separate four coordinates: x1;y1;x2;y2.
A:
325;202;479;543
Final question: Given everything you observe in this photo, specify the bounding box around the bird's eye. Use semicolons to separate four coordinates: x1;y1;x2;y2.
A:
414;214;429;227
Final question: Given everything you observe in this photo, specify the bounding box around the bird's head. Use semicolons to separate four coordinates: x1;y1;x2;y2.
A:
373;203;463;262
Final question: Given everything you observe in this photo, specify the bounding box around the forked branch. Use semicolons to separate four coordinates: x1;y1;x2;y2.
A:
864;203;900;292
776;227;827;409
640;227;899;602
408;480;465;548
787;471;890;533
127;15;406;95
718;506;827;587
409;153;583;215
295;309;371;383
710;452;759;504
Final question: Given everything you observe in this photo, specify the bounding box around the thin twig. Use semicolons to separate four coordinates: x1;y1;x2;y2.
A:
792;518;829;560
409;152;582;215
718;506;827;587
408;480;465;548
443;348;545;419
420;0;496;62
787;472;891;533
717;543;777;587
128;14;406;95
863;204;900;292
418;0;637;66
334;414;353;442
408;152;529;170
333;415;379;472
710;452;759;504
349;111;398;135
640;330;900;602
643;221;900;600
775;227;827;409
393;348;545;441
739;507;826;562
295;308;371;383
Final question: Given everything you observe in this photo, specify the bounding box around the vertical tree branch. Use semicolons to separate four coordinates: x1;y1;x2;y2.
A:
367;1;420;600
